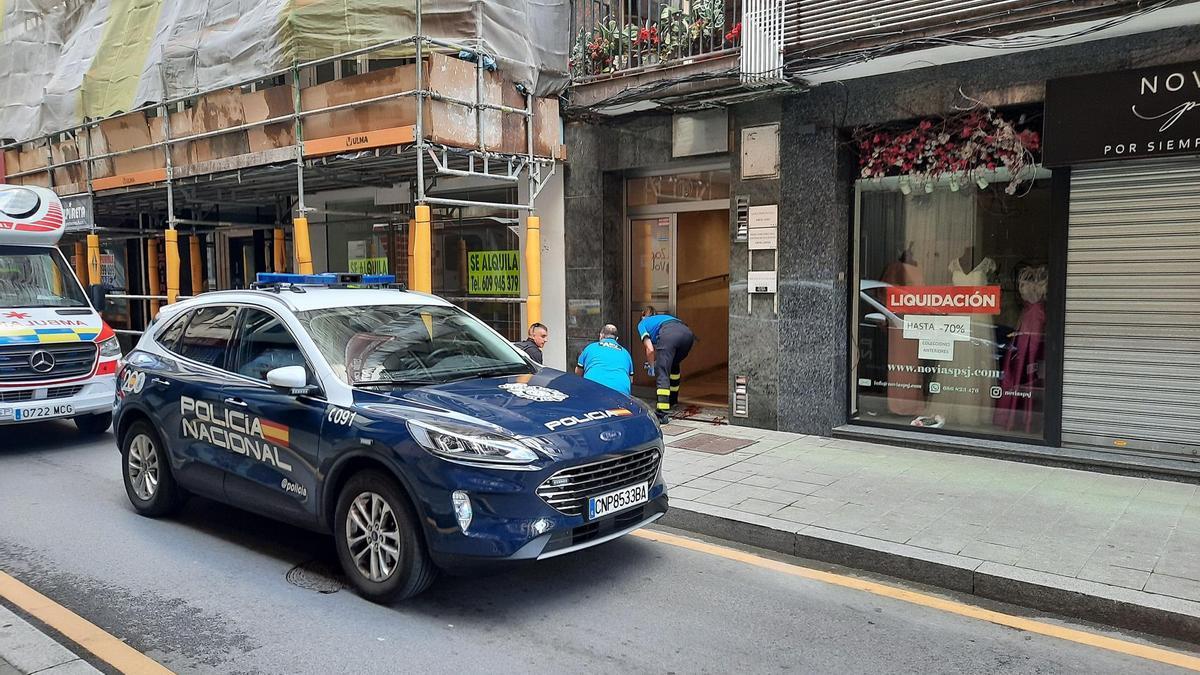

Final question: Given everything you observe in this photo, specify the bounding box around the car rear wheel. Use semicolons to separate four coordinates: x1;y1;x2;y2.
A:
121;420;185;517
334;470;436;603
75;412;112;435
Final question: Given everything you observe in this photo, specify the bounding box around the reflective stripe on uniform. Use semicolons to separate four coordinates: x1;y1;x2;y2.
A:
670;386;680;392
656;388;671;396
657;402;670;410
669;373;681;380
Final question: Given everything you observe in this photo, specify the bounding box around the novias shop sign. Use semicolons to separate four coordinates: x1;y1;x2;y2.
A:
1044;61;1200;166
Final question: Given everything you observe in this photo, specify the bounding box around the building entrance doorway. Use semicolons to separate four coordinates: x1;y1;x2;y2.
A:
628;193;730;411
217;229;268;289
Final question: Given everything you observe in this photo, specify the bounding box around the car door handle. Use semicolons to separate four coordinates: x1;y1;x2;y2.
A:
151;377;171;387
223;397;248;407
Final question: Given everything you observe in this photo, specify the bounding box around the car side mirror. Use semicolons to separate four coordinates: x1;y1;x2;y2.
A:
89;284;108;313
267;366;316;396
864;312;888;327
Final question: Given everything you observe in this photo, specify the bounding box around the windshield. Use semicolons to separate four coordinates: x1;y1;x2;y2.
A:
299;304;533;386
0;245;88;308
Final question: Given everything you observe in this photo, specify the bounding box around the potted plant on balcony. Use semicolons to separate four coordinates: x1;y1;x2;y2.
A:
569;0;732;78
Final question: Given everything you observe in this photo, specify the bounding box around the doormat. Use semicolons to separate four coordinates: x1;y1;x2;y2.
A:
668;433;756;455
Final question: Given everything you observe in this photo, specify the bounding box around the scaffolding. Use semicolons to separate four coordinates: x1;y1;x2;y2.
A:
1;0;559;331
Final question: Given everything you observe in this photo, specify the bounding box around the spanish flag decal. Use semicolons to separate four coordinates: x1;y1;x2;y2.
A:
260;419;290;448
607;408;633;417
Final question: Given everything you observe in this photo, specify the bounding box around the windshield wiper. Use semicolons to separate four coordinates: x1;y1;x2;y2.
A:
445;364;534;382
351;378;438;388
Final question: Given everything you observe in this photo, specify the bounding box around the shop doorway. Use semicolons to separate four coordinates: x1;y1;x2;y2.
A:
217;229;268;289
628;207;730;410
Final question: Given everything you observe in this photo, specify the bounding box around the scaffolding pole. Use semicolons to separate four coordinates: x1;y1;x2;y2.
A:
292;62;313;274
159;68;181;305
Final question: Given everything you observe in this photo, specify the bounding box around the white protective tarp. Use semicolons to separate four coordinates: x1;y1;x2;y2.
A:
0;0;569;141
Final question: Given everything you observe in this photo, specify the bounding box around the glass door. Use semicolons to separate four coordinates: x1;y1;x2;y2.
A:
630;216;674;389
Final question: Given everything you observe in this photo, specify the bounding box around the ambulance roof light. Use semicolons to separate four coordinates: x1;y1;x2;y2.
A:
0;185;67;246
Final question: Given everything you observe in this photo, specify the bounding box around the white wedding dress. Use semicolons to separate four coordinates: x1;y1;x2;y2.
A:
929;257;999;429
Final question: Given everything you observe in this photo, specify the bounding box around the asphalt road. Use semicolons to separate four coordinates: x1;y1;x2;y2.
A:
0;421;1196;674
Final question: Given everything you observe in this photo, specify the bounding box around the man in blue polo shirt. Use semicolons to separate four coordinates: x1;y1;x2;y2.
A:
575;324;634;395
637;306;695;423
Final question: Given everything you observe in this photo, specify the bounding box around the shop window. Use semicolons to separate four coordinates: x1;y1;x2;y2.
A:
851;170;1053;440
434;211;522;342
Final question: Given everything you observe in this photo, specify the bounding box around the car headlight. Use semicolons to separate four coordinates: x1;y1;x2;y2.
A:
98;336;122;359
408;419;541;466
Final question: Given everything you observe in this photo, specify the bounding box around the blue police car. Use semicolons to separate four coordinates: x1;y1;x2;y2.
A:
114;273;667;601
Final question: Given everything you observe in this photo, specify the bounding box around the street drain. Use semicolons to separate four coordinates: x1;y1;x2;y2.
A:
285;560;348;594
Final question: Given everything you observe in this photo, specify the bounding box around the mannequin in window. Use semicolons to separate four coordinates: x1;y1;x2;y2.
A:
880;243;925;416
994;264;1047;433
927;245;999;429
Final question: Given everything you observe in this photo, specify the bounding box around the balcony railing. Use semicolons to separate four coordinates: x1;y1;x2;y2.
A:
570;0;743;81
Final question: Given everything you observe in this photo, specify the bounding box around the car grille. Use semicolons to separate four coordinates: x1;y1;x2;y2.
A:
0;343;97;383
0;384;84;403
536;445;662;516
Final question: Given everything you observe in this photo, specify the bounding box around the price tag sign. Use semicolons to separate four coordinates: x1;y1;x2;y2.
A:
903;315;971;342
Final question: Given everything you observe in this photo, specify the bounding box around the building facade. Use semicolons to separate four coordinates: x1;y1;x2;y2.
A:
563;2;1200;469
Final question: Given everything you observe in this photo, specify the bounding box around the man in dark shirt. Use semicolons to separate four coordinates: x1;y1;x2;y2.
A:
638;306;694;424
513;322;548;364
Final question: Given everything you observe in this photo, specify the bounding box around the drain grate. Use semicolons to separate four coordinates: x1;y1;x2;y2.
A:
285;560;348;594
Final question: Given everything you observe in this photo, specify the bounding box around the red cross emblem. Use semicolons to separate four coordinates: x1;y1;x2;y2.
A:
4;311;30;319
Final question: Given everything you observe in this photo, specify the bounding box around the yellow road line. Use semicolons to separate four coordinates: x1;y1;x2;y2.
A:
0;570;173;675
633;529;1200;672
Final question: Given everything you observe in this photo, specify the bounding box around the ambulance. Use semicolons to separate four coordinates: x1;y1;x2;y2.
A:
0;184;121;433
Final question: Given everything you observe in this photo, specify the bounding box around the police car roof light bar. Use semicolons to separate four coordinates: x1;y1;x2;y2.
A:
254;272;403;289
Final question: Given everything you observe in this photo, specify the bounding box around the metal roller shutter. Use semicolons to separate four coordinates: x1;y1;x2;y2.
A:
1063;158;1200;459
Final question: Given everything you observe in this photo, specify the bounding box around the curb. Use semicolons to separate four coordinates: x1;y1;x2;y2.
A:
0;603;99;675
661;503;1200;644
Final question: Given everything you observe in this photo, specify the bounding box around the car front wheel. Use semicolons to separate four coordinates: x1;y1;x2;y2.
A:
334;470;436;603
121;420;185;517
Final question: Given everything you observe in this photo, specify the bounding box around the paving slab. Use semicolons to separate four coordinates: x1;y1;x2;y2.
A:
0;604;99;675
657;419;1200;643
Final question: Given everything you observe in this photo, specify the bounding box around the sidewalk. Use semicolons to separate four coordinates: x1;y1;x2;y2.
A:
0;604;98;675
657;419;1200;642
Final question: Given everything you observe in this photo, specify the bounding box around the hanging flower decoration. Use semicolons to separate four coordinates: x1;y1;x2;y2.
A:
855;108;1042;194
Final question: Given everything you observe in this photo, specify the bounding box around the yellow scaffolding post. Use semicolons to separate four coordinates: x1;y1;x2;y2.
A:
86;234;101;287
189;234;203;294
165;229;180;304
406;219;416;288
525;215;541;326
413;205;431;293
146;238;160;317
294;217;313;275
73;241;86;285
273;228;287;272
